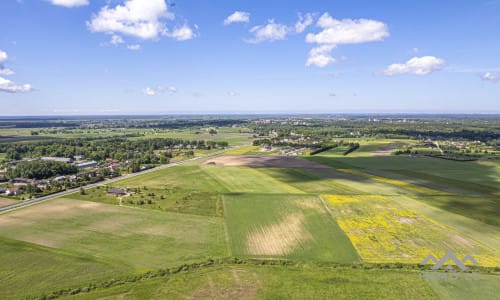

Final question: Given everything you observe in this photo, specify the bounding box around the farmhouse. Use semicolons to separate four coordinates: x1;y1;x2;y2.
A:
107;188;126;196
6;187;22;196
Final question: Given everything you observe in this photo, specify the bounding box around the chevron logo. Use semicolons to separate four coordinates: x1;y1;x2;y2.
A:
419;252;478;270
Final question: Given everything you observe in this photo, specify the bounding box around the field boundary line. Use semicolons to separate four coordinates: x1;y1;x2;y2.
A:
318;194;361;261
221;194;232;257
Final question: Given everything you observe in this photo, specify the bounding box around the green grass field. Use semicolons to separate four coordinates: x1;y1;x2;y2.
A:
0;237;129;300
0;199;227;271
66;264;444;300
0;144;498;299
224;193;359;262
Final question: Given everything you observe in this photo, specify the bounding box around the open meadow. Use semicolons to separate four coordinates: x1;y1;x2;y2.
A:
0;142;498;299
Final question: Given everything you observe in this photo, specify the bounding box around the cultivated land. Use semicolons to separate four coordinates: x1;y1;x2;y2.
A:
0;118;499;299
224;193;359;262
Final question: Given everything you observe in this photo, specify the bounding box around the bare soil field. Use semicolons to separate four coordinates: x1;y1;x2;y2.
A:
204;155;330;168
0;198;17;208
371;143;402;156
246;213;311;256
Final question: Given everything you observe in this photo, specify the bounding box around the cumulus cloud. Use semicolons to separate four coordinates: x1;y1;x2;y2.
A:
0;50;32;93
0;51;14;75
50;0;89;7
247;20;290;43
88;0;195;43
306;13;389;45
110;34;124;45
0;68;14;75
481;72;499;82
224;11;250;25
0;76;32;93
306;45;336;67
305;13;389;67
295;13;314;33
166;24;196;41
227;91;239;97
87;0;172;40
143;85;177;96
382;56;446;76
127;44;141;50
0;50;7;65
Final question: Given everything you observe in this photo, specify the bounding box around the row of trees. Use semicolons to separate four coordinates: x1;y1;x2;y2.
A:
6;160;78;180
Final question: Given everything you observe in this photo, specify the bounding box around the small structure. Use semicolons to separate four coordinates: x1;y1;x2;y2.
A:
42;157;73;163
6;187;22;196
107;188;126;196
53;176;66;182
76;161;98;168
74;155;85;161
12;178;35;186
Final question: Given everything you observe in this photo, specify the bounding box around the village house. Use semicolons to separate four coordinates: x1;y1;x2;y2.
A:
6;187;22;196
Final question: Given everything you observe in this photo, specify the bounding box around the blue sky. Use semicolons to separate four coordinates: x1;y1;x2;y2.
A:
1;0;499;115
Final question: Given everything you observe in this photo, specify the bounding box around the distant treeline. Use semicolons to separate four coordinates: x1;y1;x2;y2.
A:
0;121;79;128
0;137;228;163
375;129;500;141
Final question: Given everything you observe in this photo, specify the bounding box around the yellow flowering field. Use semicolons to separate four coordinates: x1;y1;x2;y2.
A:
323;194;498;267
338;169;449;195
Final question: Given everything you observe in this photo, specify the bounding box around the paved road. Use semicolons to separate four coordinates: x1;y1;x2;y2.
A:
0;147;234;214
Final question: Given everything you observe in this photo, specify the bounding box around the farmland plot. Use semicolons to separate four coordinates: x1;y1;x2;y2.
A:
224;194;359;262
323;195;499;267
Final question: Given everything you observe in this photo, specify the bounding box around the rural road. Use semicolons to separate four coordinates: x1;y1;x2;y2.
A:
0;147;238;214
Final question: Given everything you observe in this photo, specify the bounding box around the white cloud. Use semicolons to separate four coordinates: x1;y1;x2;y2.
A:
247;20;290;43
382;56;446;76
127;44;141;50
0;68;14;75
481;72;499;82
306;13;389;45
224;11;250;25
295;13;314;33
110;34;124;45
87;0;173;40
143;85;177;96
0;50;7;65
0;50;14;75
0;50;32;93
50;0;89;7
143;87;156;96
304;13;388;67
166;24;195;41
227;91;239;97
0;76;32;93
306;45;336;68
